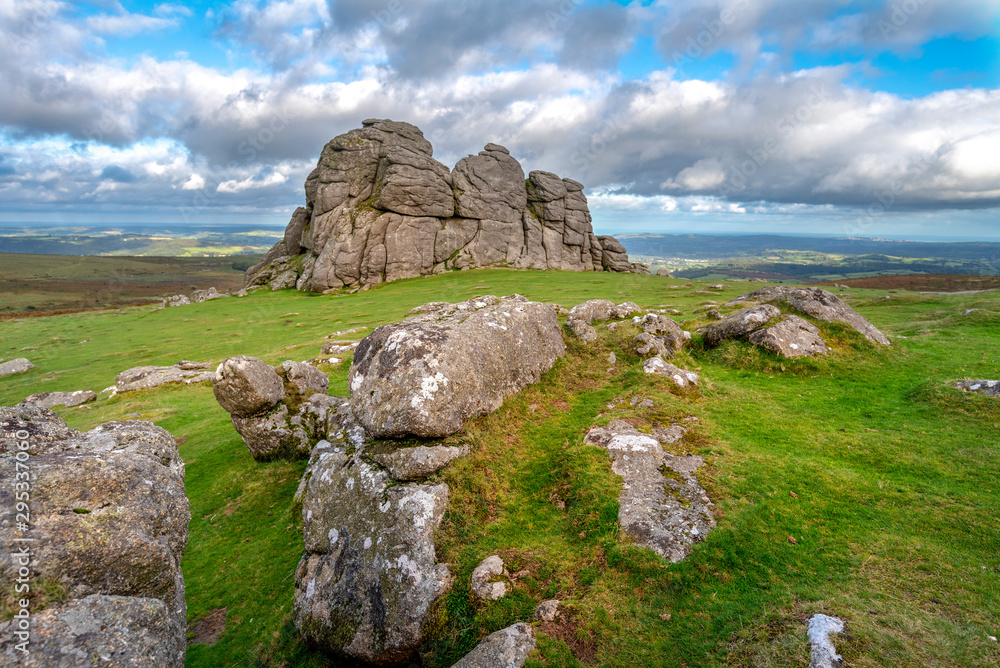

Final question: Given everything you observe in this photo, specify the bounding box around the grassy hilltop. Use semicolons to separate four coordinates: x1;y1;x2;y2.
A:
1;268;998;667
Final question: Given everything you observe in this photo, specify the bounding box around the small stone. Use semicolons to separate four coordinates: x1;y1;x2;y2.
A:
535;599;560;622
470;555;508;601
607;352;617;364
807;614;844;668
0;358;35;376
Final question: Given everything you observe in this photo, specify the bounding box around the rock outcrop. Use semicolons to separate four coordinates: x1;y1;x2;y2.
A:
0;358;34;377
245;119;641;292
18;390;97;409
349;295;565;438
451;622;536;668
584;420;714;562
0;407;189;666
728;286;890;345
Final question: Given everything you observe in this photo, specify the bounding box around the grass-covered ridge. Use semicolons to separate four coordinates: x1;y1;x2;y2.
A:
1;268;997;667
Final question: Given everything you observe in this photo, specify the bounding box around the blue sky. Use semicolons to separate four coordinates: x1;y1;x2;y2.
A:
1;0;998;240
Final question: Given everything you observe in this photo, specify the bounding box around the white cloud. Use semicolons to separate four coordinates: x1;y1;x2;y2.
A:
217;171;288;193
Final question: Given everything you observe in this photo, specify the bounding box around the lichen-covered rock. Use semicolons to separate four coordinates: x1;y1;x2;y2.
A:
115;361;213;393
244;119;635;292
0;358;34;376
451;622;536;668
643;357;699;387
567;299;615;324
349;295;565;438
954;379;1000;396
213;356;286;417
294;439;451;665
566;318;598;342
368;445;469;481
535;599;560;622
584;420;714;562
470;555;508;601
807;614;845;668
634;313;686;353
0;408;188;665
728;286;890;345
748;315;830;358
632;332;670;358
18;390;97;409
702;305;782;347
0;594;185;667
278;360;329;397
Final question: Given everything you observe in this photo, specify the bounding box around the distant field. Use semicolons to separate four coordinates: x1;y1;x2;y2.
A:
815;274;1000;292
0;253;256;317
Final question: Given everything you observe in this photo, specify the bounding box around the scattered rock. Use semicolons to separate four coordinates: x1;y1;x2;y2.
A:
607;352;617;364
633;313;686;353
321;341;359;355
18;390;97;409
705;309;723;320
368;444;470;481
349;295;564;438
567;299;616;324
632;332;670;358
115;361;213;393
747;315;830;358
470;555;508;601
0;407;189;665
643;357;699;387
656;269;673;277
327;327;367;339
584;421;714;562
294;437;452;665
535;599;560;622
954;380;1000;397
0;358;34;376
728;286;890;345
807;614;844;668
162;287;228;308
451;622;535;668
702;305;782;347
566;318;598;342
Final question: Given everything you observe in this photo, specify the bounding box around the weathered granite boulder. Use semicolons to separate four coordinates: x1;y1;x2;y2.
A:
0;594;185;667
954;380;1000;396
643;357;699;387
18;390;97;409
0;358;34;376
565;318;598;342
0;407;188;666
368;444;470;481
584;420;714;562
567;299;616;324
632;332;670;358
245;119;638;292
728;286;890;345
634;313;686;354
115;361;214;393
748;315;830;358
451;622;536;668
294;438;452;665
470;555;508;601
278;360;329;397
349;295;565;438
702;305;781;347
213;356;286;417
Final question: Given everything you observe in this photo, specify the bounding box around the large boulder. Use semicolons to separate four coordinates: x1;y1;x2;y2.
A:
349;295;565;438
747;315;830;358
18;390;97;409
244;119;636;292
584;420;714;562
213;356;286;417
728;286;890;345
0;407;188;666
451;622;536;668
702;305;781;347
294;439;452;665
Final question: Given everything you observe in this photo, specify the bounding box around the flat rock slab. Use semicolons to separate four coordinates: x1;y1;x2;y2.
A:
585;420;714;562
115;361;213;393
18;390;97;409
451;622;536;668
294;438;452;665
954;380;1000;396
349;295;565;438
0;358;34;376
368;444;469;481
747;315;829;358
728;286;890;345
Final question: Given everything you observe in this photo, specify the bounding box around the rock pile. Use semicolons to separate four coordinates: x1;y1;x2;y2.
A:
0;407;189;666
245;119;643;292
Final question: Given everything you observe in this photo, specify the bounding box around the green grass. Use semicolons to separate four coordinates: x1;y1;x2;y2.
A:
1;267;998;667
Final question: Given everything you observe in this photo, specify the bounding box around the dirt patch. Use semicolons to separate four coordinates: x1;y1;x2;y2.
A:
539;616;598;665
813;274;1000;292
188;607;227;646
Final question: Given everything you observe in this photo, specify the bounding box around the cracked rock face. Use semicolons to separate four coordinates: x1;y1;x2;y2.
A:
0;407;188;666
294;439;452;666
585;420;714;562
748;315;830;358
728;286;890;345
245;119;639;292
349;295;565;438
